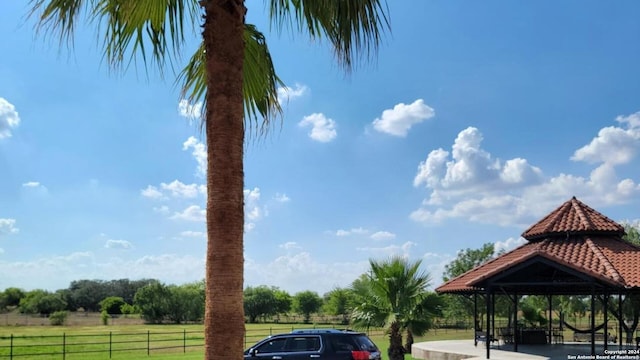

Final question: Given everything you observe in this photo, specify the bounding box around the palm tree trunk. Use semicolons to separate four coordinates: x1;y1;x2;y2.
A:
404;329;414;354
389;321;405;360
203;1;247;359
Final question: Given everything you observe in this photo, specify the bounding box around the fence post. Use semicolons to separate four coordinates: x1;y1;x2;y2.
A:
147;330;150;356
183;329;186;353
109;331;112;359
10;334;13;360
62;333;66;360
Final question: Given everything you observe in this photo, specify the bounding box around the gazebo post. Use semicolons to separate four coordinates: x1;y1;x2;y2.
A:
604;293;609;351
618;293;623;347
474;292;478;347
491;292;495;347
547;294;552;345
514;292;518;353
485;287;491;359
591;288;596;356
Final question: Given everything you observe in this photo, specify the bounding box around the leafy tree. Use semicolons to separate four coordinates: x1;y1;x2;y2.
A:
2;287;25;308
134;282;171;324
351;257;437;360
30;2;390;359
99;296;127;315
441;243;496;323
120;303;137;316
323;288;354;325
167;282;206;324
293;291;323;324
273;288;292;322
19;290;67;316
66;280;108;311
244;286;277;323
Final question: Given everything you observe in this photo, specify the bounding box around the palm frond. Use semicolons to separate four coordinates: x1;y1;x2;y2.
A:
269;0;391;72
177;24;283;135
30;0;200;74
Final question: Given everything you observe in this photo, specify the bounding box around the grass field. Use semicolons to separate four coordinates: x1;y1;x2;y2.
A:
0;322;473;360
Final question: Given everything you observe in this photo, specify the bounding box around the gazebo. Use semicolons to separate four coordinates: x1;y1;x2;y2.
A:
436;197;640;359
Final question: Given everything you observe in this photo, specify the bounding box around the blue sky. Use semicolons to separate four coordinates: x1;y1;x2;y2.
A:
1;1;640;295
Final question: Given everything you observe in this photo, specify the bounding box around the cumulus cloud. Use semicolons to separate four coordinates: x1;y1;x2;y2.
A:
245;249;370;294
335;227;368;236
180;230;205;238
357;241;417;258
0;98;20;139
411;112;640;227
299;113;337;142
178;99;203;119
0;219;18;235
494;237;527;253
274;193;291;203
277;83;308;104
183;136;207;177
171;205;206;222
279;242;301;251
372;99;435;137
571;111;640;165
105;239;133;250
370;231;396;241
22;181;48;194
0;252;205;291
141;185;164;199
245;187;267;231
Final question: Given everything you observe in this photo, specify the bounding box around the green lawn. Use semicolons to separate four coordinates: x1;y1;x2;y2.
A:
0;323;473;360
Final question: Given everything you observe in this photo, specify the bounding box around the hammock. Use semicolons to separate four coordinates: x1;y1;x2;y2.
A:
562;320;606;334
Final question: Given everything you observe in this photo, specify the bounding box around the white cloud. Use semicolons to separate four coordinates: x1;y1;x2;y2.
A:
370;231;396;241
178;99;203;119
153;205;170;214
180;230;205;238
104;239;133;250
299;113;337;142
279;242;301;251
21;181;48;194
572;111;640;165
494;237;527;253
141;185;164;199
1;252;207;291
372;99;435;137
0;219;19;235
161;180;201;198
183;136;207;177
335;227;369;236
0;98;20;139
244;187;268;232
357;241;417;258
171;205;206;222
274;193;291;203
277;83;308;104
245;250;369;294
411;114;640;227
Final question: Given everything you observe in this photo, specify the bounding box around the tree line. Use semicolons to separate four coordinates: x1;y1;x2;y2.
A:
2;224;640;360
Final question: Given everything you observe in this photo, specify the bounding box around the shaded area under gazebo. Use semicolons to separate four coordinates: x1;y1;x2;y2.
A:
430;197;640;359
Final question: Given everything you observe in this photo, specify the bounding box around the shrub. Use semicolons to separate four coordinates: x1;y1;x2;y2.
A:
101;310;110;325
49;311;68;326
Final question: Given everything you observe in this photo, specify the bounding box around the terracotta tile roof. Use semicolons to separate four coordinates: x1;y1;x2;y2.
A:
436;235;640;293
521;197;624;240
436;197;640;294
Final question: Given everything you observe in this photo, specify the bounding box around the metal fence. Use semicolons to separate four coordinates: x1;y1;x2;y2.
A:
0;330;204;359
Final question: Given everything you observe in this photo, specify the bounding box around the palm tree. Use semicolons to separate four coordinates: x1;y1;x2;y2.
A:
351;256;439;360
29;1;390;359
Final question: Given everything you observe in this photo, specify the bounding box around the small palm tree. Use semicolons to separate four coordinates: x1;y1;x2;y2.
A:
351;256;439;360
29;1;390;359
